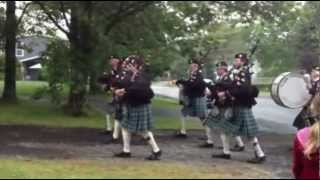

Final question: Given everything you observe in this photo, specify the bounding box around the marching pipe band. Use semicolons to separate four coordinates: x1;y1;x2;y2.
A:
98;53;268;163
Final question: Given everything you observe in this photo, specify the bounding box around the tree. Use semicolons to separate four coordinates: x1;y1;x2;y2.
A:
35;1;154;116
1;1;31;102
2;1;17;102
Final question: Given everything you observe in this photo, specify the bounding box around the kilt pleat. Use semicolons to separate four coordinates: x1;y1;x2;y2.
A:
205;107;233;130
206;107;259;138
120;104;154;133
181;97;207;119
231;107;259;138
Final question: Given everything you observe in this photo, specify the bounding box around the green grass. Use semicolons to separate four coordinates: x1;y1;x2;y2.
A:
152;96;180;108
0;81;48;97
0;99;105;129
155;117;203;130
0;158;270;179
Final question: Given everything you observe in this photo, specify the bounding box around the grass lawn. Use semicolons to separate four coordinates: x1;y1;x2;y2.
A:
0;157;270;179
0;81;48;97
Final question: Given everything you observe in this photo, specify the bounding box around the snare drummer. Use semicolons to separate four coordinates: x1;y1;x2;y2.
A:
293;66;320;130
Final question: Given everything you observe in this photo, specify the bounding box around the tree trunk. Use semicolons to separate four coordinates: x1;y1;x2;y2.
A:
65;3;93;116
2;1;17;102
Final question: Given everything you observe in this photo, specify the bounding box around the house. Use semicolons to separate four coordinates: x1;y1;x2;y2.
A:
16;36;49;80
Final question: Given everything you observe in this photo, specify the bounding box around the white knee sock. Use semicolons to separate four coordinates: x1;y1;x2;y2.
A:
105;114;112;131
121;128;131;153
252;137;265;157
113;120;121;139
205;127;214;144
235;136;244;147
180;115;187;134
143;132;160;153
220;133;231;155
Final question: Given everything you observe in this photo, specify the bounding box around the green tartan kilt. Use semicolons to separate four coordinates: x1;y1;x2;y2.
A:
205;107;233;130
120;104;154;133
181;97;207;119
106;103;115;114
114;103;123;121
220;107;259;138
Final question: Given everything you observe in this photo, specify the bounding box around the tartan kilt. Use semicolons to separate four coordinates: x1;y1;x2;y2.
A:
181;97;207;119
106;103;115;115
205;107;233;130
228;107;259;138
114;103;123;121
120;104;154;133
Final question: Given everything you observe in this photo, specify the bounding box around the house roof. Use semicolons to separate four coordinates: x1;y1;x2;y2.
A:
19;55;41;63
16;36;49;62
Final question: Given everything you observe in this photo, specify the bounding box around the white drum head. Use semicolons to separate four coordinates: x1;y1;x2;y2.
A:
272;72;312;109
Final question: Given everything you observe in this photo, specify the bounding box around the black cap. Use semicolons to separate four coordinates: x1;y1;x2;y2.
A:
235;53;249;65
235;53;248;59
189;58;204;68
216;61;228;68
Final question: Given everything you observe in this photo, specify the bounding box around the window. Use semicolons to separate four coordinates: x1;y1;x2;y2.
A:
16;49;24;57
16;41;25;57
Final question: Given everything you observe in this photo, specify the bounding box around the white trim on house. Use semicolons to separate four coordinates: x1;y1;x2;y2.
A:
19;55;41;63
16;48;25;57
29;63;42;69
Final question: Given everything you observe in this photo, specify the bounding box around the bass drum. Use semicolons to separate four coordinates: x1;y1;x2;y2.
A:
271;72;312;109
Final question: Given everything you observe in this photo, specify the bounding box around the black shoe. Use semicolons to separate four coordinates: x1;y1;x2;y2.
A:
212;153;231;160
198;142;214;148
146;150;162;161
114;152;131;158
231;145;245;152
105;138;120;144
216;146;223;150
100;130;112;135
198;137;208;141
175;131;188;138
247;156;266;164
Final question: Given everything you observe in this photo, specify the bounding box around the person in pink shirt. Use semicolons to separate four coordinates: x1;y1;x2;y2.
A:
293;93;320;179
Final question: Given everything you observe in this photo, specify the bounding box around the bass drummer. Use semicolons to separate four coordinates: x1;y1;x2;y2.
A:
293;65;320;130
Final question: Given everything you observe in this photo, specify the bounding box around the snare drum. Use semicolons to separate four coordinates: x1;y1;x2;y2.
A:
271;72;312;109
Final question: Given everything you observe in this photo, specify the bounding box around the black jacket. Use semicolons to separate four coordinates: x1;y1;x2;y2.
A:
229;66;259;108
309;80;320;96
208;75;233;108
123;72;154;106
177;71;206;98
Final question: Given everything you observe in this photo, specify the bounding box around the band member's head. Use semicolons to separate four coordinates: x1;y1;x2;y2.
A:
109;56;122;70
311;66;320;81
189;58;203;73
124;55;145;72
216;61;228;76
234;53;248;68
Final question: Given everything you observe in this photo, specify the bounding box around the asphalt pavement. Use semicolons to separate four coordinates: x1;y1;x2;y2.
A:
151;82;298;134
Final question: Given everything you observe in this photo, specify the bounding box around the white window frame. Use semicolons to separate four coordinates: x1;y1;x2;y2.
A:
16;48;25;57
16;41;25;57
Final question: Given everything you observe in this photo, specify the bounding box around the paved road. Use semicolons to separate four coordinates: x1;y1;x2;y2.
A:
151;82;298;134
